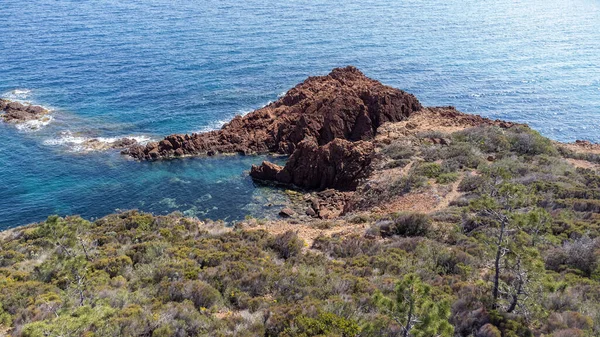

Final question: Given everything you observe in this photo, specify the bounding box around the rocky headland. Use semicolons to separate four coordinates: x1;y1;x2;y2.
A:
125;66;422;161
125;66;517;194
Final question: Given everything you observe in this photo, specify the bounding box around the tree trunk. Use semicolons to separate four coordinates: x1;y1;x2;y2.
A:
507;259;523;313
403;285;415;337
492;218;506;309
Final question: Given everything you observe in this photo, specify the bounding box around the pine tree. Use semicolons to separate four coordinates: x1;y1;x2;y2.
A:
374;273;454;337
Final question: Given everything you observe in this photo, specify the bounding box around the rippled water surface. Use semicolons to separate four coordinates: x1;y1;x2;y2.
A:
1;0;599;228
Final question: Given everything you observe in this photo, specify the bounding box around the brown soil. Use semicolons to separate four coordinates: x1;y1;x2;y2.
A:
566;158;599;170
561;140;600;155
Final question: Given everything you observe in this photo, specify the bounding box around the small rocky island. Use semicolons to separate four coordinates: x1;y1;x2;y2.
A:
0;99;51;126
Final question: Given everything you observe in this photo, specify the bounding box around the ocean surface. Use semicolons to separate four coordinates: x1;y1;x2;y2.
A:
1;0;599;229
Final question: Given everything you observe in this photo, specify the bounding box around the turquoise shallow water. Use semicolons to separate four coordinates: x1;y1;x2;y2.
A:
1;0;599;229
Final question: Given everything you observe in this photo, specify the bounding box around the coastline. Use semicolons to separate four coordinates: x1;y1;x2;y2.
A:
1;67;599;233
2;68;600;336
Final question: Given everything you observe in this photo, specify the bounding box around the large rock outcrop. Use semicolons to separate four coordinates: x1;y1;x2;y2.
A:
125;66;421;190
250;138;374;191
125;66;421;160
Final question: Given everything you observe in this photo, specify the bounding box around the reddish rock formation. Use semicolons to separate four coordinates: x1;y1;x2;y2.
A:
309;189;355;219
125;66;421;160
0;99;50;124
250;138;374;191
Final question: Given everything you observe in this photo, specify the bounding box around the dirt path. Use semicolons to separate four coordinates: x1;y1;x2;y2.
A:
432;175;464;212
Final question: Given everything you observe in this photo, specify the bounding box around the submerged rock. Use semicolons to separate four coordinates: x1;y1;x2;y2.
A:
81;138;139;152
127;66;421;160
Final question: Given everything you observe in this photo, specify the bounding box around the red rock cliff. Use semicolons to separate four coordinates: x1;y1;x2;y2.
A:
126;66;421;160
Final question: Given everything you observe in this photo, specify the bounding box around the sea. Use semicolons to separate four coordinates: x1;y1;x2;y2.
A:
1;0;599;229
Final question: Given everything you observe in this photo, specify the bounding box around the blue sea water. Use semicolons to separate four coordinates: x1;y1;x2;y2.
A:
1;0;599;229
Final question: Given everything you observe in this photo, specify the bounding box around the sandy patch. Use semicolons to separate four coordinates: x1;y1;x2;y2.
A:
566;158;599;170
561;141;600;155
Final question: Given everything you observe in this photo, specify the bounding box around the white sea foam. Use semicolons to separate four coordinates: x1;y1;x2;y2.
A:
2;89;32;101
95;135;153;145
193;100;273;133
43;131;153;153
2;89;57;131
43;131;88;146
14;115;54;131
194;119;228;133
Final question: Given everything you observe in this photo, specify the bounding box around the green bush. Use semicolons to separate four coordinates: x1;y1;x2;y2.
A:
377;213;432;238
282;311;360;337
436;172;460;184
166;280;222;309
390;173;426;195
416;162;443;178
454;126;511;153
269;231;304;259
382;142;414;160
459;174;487;192
508;126;557;156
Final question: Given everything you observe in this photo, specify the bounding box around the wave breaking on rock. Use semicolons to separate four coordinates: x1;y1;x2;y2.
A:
43;131;153;153
0;99;53;130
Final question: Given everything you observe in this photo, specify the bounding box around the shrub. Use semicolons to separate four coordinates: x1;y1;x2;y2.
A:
508;126;557;156
283;311;360;337
377;213;432;238
125;212;155;230
445;143;484;169
167;280;222;309
436;172;460;184
383;159;411;169
459;174;487;192
269;231;304;259
312;235;381;258
418;130;447;140
93;255;133;278
453;126;511;153
383;142;414;160
416;163;443;178
390;173;426;195
545;311;593;334
552;329;585;337
478;323;502;337
547;237;600;276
